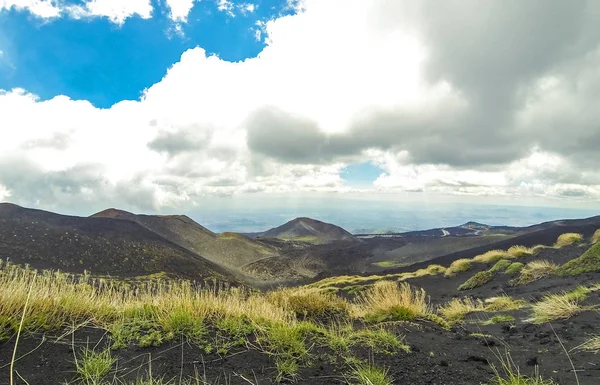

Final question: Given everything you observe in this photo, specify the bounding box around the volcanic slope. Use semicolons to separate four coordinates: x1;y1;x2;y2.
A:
260;217;358;244
0;203;231;281
2;228;600;384
367;215;600;272
91;209;278;275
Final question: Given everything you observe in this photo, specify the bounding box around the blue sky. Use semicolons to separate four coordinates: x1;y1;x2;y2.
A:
0;0;291;107
1;0;599;226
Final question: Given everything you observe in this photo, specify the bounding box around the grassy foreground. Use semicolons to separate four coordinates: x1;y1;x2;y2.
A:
0;261;421;384
3;231;598;385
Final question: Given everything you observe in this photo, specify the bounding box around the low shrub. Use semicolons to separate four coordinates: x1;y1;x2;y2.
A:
557;242;600;276
504;262;524;275
489;260;512;273
458;271;493;290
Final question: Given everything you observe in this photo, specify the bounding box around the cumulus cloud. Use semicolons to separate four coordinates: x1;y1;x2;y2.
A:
164;0;196;22
0;0;61;18
1;0;153;24
65;0;153;24
2;0;600;212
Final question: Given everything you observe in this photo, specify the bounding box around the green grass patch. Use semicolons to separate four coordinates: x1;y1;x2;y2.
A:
158;308;206;344
348;363;393;385
489;260;512;273
76;348;116;385
504;262;524;275
259;322;310;373
557;242;600;276
214;315;255;353
373;260;405;268
353;328;410;354
363;305;417;323
458;271;494;291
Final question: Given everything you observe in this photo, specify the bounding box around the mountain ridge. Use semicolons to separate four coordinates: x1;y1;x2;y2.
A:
260;217;358;244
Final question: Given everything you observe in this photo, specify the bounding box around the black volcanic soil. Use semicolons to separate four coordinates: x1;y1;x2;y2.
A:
2;243;599;384
395;221;600;275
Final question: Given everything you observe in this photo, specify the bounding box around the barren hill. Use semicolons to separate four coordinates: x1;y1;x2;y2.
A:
91;209;279;274
0;203;231;281
260;217;358;244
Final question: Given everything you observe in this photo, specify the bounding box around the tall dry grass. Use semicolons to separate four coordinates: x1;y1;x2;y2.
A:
516;260;558;284
351;281;432;320
555;233;583;248
592;229;600;244
0;262;293;335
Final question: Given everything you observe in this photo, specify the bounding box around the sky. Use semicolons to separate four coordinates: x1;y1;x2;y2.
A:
1;0;600;230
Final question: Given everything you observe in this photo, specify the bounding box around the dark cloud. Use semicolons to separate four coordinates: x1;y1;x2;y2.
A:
245;105;526;167
147;127;212;156
246;1;600;171
245;107;332;163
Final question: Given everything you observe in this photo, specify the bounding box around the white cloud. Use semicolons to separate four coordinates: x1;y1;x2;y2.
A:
1;0;153;24
217;0;234;16
0;0;61;18
165;0;196;22
65;0;153;24
2;0;600;212
217;0;257;17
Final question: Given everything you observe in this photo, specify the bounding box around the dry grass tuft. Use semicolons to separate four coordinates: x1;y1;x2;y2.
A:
577;335;600;352
593;229;600;244
529;287;591;324
555;232;583;248
473;250;512;264
506;245;533;258
484;295;527;312
352;281;432;322
268;287;348;319
444;259;473;276
438;297;484;323
516;260;557;285
425;264;447;275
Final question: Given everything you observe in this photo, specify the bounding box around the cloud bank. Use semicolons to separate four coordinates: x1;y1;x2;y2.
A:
1;0;600;212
